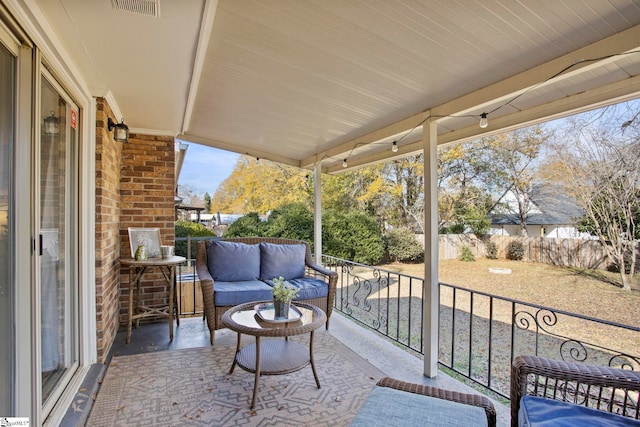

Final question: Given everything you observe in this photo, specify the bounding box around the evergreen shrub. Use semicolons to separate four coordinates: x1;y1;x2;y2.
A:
485;241;498;259
174;220;215;257
459;245;475;262
448;223;465;234
385;227;424;263
219;203;385;266
322;210;353;262
224;212;266;238
264;202;314;242
322;210;384;265
506;240;525;260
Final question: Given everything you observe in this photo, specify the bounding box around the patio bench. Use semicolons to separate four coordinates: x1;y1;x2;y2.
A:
511;355;640;426
195;237;337;345
349;377;497;426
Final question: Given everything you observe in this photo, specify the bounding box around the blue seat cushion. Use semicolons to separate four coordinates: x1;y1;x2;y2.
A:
519;396;640;427
259;243;306;281
207;240;260;282
349;385;488;427
213;280;273;306
263;277;328;300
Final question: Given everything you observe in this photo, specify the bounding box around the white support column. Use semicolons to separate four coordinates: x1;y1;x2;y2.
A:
313;162;323;264
423;118;439;378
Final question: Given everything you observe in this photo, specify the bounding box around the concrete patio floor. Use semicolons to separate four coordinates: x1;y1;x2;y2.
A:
63;312;510;426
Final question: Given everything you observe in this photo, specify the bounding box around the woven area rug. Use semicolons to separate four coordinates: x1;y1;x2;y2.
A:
87;331;385;426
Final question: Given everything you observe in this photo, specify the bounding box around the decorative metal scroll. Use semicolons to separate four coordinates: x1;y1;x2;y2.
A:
514;308;640;371
527;371;638;416
331;257;391;335
324;256;640;401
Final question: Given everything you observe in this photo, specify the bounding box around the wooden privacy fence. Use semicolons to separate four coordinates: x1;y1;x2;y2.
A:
490;236;611;269
433;234;639;270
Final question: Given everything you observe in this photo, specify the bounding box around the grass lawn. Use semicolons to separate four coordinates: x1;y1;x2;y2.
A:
381;258;640;329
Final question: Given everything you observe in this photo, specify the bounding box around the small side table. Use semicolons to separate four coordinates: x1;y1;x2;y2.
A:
222;301;326;409
120;255;186;343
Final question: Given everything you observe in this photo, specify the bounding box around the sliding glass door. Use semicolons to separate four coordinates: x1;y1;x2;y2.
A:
0;9;86;420
39;74;79;409
0;34;16;416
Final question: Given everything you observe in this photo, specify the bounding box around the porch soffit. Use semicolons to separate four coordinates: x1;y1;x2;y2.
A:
32;0;640;173
180;1;640;173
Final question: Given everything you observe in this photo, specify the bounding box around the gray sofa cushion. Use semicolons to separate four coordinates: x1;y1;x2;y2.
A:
207;240;260;282
263;277;328;300
259;243;306;281
213;280;274;306
349;385;488;427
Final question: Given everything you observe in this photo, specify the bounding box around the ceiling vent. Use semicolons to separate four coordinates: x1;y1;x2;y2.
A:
112;0;160;18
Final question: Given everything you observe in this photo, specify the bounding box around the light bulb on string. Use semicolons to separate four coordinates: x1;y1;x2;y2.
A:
342;159;348;168
479;113;488;128
392;141;398;153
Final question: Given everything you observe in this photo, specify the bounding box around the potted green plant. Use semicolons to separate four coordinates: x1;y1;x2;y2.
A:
271;276;299;319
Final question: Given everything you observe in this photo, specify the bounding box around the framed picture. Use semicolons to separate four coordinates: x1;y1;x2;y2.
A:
128;227;161;258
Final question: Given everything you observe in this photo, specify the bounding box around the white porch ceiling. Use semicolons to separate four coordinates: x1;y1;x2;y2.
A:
35;0;640;173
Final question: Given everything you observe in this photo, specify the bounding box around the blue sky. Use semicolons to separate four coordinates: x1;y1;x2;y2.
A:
177;142;239;197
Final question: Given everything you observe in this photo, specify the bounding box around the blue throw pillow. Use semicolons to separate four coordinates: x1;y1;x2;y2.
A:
207;240;260;282
259;243;306;281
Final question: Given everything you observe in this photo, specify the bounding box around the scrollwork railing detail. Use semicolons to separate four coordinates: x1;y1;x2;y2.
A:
559;340;588;363
322;255;640;401
608;354;640;371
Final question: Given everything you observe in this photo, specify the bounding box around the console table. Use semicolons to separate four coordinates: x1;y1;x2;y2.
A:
120;256;186;343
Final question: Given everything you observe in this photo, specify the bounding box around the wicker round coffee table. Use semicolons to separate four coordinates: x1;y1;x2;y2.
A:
221;301;327;409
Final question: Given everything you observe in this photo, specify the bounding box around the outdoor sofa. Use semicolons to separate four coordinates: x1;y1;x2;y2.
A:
511;355;640;426
195;237;337;345
349;377;497;426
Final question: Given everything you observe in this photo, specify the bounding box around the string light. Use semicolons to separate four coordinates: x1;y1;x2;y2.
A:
326;50;640;169
479;113;488;128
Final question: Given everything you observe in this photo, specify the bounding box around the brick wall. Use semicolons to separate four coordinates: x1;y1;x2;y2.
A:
94;98;124;362
94;98;176;361
118;133;176;325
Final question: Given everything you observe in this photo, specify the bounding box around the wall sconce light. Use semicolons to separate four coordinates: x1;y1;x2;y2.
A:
108;117;129;142
43;111;60;135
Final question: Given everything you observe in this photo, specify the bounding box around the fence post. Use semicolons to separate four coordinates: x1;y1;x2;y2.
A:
187;235;192;267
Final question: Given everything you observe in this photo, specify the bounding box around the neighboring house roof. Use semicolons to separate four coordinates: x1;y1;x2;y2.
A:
490;185;583;226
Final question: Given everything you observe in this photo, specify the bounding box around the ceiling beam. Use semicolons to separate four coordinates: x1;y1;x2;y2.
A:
176;132;300;167
314;24;640;172
324;73;640;174
323;143;421;174
299;111;429;169
438;73;640;146
181;0;219;134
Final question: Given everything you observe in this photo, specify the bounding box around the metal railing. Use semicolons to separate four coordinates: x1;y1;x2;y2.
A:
323;255;640;399
323;255;425;355
174;236;213;317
